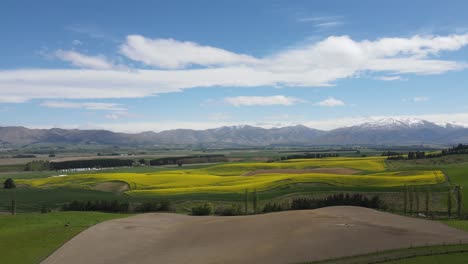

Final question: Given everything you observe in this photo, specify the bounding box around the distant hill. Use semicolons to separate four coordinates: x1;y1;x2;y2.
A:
1;118;467;147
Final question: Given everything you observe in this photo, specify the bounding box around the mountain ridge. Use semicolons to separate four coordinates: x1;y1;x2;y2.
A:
1;118;467;147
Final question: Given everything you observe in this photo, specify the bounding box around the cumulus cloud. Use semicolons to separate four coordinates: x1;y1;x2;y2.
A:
40;101;126;111
224;95;304;106
317;97;345;107
120;35;259;69
55;50;113;70
1;33;468;103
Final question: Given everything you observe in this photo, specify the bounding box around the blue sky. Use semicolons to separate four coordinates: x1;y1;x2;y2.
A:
1;0;468;132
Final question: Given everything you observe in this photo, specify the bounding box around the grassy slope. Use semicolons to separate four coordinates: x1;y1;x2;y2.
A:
382;252;468;264
0;212;129;264
312;244;468;264
0;188;132;212
442;219;468;232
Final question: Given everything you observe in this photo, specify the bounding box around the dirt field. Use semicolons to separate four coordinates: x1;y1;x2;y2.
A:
242;167;360;176
42;206;468;264
92;181;130;193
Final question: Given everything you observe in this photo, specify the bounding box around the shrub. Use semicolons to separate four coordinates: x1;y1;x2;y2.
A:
215;204;243;216
3;178;16;189
192;203;213;216
41;205;52;214
290;193;386;211
263;202;284;213
62;200;130;213
136;200;173;212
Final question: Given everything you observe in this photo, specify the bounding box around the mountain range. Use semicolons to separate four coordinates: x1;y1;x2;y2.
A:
1;118;467;148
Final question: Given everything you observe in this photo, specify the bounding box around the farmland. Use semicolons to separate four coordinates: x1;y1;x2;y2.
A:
16;157;445;196
1;151;468;264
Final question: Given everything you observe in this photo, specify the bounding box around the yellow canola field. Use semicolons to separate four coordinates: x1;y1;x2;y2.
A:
196;156;386;176
19;156;445;196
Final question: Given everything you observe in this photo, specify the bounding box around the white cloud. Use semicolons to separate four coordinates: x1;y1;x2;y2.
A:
224;95;304;106
375;76;402;81
413;96;430;102
0;33;468;102
317;97;345;107
72;40;82;46
104;111;133;120
40;101;126;111
120;35;259;69
55;50;113;70
314;21;343;28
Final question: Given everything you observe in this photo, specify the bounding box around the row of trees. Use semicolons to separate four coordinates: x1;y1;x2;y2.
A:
387;151;426;160
136;201;172;212
61;200;174;213
403;185;463;218
149;155;227;166
50;159;134;170
62;200;130;213
3;178;16;215
381;151;403;156
280;153;340;161
191;189;260;216
290;194;385;210
443;144;468;155
387;144;468;160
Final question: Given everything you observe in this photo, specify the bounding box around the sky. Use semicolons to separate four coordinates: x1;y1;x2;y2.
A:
1;0;468;132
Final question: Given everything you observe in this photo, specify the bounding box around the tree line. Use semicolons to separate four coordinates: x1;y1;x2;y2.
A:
279;153;340;161
61;200;173;213
403;185;463;219
50;158;135;170
386;151;426;160
290;193;385;210
149;155;227;166
387;144;468;160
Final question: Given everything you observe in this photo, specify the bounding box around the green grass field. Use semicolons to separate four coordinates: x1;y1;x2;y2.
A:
387;154;468;213
313;244;468;264
382;252;468;264
442;219;468;232
0;212;129;264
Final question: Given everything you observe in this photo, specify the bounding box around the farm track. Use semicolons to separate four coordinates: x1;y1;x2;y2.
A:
42;206;468;264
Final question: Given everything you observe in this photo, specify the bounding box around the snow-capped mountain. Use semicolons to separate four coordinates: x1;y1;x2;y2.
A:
355;118;435;129
1;118;467;147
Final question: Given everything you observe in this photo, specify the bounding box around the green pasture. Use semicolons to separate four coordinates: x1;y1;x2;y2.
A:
0;212;129;264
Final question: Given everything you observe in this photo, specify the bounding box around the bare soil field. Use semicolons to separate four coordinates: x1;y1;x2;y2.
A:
242;167;360;176
42;206;468;264
92;181;130;193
